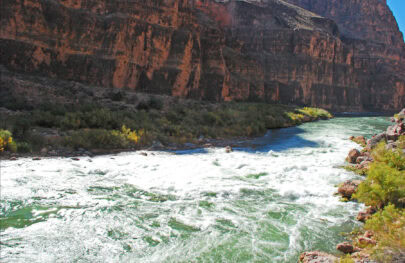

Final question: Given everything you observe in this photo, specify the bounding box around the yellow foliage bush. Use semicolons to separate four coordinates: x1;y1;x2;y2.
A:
287;112;305;123
298;107;333;118
0;129;16;152
121;125;144;144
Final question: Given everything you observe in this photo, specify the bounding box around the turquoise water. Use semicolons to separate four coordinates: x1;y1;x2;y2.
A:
0;116;391;262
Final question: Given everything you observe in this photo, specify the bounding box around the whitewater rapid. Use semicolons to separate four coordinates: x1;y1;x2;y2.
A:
0;116;391;262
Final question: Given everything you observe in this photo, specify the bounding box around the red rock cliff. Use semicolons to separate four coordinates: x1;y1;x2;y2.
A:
0;0;404;111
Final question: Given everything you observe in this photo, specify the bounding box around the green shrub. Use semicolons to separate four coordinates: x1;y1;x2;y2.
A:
372;142;405;171
61;109;121;130
286;112;305;124
397;135;405;150
32;110;61;128
65;129;129;150
353;163;405;208
109;90;124;101
16;142;32;153
343;165;367;176
136;96;164;111
148;96;164;110
64;126;144;150
12;117;32;140
339;255;355;263
8;141;17;153
202;112;223;126
362;204;405;262
298;107;333;119
25;133;47;151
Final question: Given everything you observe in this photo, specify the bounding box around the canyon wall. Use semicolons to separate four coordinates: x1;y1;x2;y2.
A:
1;0;404;111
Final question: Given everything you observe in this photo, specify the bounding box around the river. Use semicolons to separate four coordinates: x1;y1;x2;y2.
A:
0;116;391;262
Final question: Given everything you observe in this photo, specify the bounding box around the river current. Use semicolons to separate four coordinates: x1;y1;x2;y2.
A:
0;116;391;262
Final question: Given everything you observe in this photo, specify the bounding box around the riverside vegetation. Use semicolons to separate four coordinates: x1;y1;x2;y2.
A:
301;111;405;263
0;97;331;157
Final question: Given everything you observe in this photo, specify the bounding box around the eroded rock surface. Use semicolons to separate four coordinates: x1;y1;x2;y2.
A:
1;0;404;111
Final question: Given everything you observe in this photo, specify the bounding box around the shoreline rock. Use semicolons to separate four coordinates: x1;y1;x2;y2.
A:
299;251;337;263
367;132;386;149
346;149;361;164
336;242;355;254
338;180;362;199
357;206;377;223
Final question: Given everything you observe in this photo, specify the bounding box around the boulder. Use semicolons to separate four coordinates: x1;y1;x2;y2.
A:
139;152;148;156
356;156;367;164
299;251;337;263
356;161;372;170
32;157;41;160
386;122;405;140
225;146;233;153
338;180;362;199
360;150;371;158
357;206;377;222
386;125;400;141
367;132;386;148
346;149;361;164
336;242;355;254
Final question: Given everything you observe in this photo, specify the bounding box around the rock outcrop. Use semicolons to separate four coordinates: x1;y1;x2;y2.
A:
336;242;355;254
346;149;361;164
357;206;377;223
299;251;337;263
1;0;404;111
338;180;362;199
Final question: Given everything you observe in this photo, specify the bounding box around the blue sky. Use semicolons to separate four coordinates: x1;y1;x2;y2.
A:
387;0;405;40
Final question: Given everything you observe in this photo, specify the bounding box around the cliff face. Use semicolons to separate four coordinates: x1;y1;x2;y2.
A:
284;0;405;110
1;0;404;111
285;0;404;48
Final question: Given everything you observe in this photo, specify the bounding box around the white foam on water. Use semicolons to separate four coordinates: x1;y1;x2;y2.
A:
0;117;391;262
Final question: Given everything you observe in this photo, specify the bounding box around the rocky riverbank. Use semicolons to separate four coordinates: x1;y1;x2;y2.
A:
300;110;405;263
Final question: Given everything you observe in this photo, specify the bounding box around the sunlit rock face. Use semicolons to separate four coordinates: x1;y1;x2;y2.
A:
1;0;404;111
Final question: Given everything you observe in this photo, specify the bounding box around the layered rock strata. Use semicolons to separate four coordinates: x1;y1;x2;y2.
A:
1;0;404;111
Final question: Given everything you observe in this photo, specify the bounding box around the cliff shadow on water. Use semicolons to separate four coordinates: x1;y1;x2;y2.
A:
172;126;320;155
